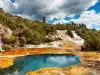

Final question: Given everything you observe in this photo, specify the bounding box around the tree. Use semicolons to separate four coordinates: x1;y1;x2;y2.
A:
66;30;74;38
43;16;46;23
19;37;26;47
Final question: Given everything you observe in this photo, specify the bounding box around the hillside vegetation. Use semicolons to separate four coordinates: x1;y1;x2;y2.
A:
0;9;100;51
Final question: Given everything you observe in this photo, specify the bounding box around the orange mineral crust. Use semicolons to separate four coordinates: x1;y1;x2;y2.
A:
0;48;72;69
0;48;73;56
0;48;100;69
0;58;15;69
26;66;92;75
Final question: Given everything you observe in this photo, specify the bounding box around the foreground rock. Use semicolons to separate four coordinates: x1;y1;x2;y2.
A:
26;65;97;75
0;58;14;69
0;48;100;69
0;24;12;39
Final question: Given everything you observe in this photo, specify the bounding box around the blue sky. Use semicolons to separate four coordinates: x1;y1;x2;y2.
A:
10;0;15;3
87;1;100;29
48;0;100;29
0;0;100;29
88;0;100;13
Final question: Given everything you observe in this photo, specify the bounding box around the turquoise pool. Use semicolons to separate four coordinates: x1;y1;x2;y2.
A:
0;54;80;75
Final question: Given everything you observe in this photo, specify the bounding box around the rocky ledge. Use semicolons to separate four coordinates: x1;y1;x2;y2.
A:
26;64;99;75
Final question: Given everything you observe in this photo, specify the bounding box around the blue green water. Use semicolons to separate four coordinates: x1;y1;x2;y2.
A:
0;54;80;75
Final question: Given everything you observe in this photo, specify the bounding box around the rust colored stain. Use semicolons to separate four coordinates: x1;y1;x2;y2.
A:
0;48;99;69
0;58;15;69
0;48;72;56
26;66;91;75
0;48;72;69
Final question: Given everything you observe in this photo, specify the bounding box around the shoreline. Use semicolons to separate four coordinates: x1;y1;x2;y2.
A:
0;48;100;69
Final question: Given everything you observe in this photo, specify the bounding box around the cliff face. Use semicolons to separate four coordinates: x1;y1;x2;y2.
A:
25;30;84;50
0;24;12;40
47;30;84;45
0;22;84;50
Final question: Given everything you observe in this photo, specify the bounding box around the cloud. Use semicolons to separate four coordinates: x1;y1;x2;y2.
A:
0;0;18;12
53;19;69;24
0;0;98;20
71;10;100;29
0;0;10;12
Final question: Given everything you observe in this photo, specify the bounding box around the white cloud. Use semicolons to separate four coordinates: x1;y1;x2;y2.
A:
67;14;76;18
0;0;18;12
0;0;98;20
0;0;99;29
71;10;100;29
0;0;10;12
13;2;18;8
13;14;33;20
53;19;69;24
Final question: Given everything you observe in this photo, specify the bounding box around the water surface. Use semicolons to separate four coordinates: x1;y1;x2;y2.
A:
0;54;80;75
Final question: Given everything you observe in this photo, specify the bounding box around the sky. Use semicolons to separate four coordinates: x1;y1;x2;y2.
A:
0;0;100;29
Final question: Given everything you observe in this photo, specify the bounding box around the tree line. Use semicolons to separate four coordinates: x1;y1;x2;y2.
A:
0;9;100;51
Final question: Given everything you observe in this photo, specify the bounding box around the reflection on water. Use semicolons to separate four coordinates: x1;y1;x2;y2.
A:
0;54;80;75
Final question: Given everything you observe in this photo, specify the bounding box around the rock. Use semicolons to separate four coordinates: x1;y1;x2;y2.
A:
26;65;97;75
47;30;84;46
0;24;12;39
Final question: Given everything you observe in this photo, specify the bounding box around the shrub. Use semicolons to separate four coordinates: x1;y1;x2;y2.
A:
2;36;17;44
2;44;12;50
66;30;74;38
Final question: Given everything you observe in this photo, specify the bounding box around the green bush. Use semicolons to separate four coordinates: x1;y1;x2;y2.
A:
19;37;26;47
2;44;12;50
66;30;74;38
1;9;100;51
2;36;17;44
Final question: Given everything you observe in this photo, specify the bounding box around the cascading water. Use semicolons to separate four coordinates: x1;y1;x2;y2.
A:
0;54;80;75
